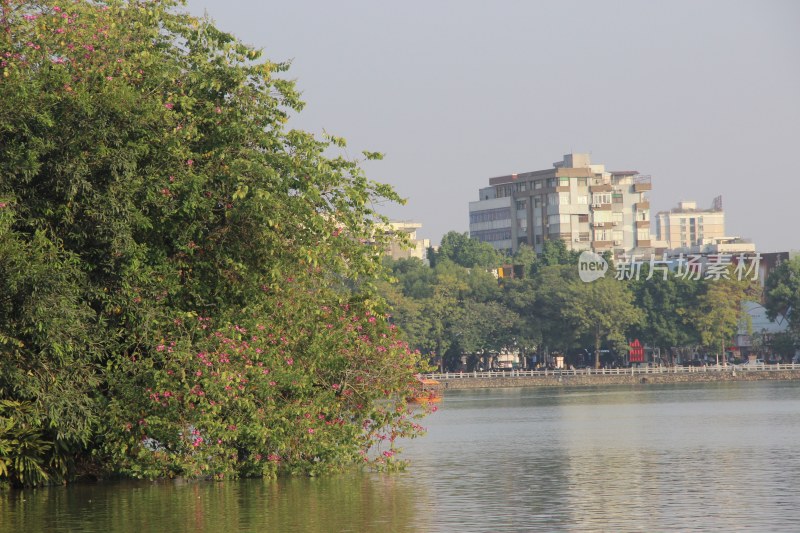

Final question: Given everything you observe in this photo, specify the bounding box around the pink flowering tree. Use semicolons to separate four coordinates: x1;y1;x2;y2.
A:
0;0;428;484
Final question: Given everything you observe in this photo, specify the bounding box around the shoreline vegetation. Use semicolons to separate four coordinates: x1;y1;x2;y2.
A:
0;1;430;489
381;233;800;375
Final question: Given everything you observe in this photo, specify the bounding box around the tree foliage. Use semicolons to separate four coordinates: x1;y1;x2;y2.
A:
383;247;762;371
433;231;502;269
765;257;800;340
0;0;426;486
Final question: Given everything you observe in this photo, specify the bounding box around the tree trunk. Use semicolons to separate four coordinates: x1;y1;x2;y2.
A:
594;327;602;369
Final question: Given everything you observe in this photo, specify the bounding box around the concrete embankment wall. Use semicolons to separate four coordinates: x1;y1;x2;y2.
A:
439;370;800;390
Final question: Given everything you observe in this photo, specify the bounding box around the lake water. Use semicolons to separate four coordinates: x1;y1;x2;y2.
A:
3;381;800;532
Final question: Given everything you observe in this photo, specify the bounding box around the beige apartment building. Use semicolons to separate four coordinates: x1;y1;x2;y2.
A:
382;221;431;263
654;198;725;249
469;153;653;255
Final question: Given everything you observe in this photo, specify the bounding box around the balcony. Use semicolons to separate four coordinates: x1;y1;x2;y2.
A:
589;184;613;193
591;203;612;211
637;240;652;247
635;201;650;210
592;240;613;249
633;175;652;193
635;220;650;228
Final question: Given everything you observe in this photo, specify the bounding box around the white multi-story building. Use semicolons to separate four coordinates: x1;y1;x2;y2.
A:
655;198;726;250
469;153;653;255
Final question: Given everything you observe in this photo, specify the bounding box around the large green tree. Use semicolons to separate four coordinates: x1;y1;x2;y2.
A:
563;277;643;369
692;276;758;364
765;256;800;341
0;0;425;485
434;231;501;269
629;271;701;364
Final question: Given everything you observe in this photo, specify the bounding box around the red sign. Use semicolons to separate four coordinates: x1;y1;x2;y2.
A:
629;339;644;362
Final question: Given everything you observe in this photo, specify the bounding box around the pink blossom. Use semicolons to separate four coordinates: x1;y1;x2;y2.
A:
186;159;194;166
165;102;173;110
307;428;315;434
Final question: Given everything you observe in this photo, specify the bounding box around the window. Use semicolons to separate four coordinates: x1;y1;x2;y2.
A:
613;230;623;242
592;193;611;204
516;200;526;211
578;177;588;187
471;228;512;242
548;214;560;225
534;181;543;190
534;197;542;208
638;229;650;240
469;208;512;224
577;195;588;205
535;235;542;245
559;193;571;205
612;193;623;204
613;211;623;224
578;214;589;223
546;178;557;188
559;177;570;186
547;193;558;205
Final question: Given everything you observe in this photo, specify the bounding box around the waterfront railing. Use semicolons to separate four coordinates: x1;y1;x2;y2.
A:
422;363;800;381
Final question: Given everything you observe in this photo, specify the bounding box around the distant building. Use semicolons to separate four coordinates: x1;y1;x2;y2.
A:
383;221;431;263
664;236;757;258
655;198;725;250
469;153;652;255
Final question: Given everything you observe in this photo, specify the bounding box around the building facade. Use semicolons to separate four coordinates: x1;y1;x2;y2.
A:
383;221;431;263
469;153;652;255
655;198;725;250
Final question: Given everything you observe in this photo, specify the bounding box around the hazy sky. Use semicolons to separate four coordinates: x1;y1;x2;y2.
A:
187;0;799;252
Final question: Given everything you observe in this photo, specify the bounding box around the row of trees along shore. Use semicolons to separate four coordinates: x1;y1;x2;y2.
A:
380;232;800;372
0;1;430;488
